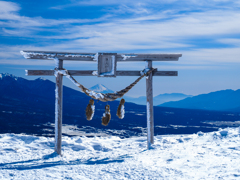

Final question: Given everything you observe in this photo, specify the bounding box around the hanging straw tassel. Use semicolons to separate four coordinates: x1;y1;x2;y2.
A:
85;99;95;120
102;105;111;126
117;98;125;119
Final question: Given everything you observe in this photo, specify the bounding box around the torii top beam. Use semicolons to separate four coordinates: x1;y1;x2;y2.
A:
20;51;182;61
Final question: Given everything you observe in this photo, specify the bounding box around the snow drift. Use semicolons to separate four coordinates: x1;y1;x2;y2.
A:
0;128;240;179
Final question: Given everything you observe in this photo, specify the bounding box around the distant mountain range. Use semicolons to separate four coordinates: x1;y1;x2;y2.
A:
90;83;192;106
124;93;192;106
159;89;240;112
0;73;239;138
92;83;240;112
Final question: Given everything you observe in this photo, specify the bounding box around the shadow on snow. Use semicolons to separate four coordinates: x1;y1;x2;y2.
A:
0;152;132;170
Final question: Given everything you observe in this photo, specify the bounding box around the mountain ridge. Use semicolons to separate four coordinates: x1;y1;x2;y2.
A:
159;89;240;112
1;73;239;137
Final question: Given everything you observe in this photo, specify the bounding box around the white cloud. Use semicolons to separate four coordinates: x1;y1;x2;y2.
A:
0;1;20;13
107;4;150;15
1;0;240;39
218;38;240;47
52;0;240;7
181;47;240;64
40;10;240;53
8;9;240;40
0;1;23;22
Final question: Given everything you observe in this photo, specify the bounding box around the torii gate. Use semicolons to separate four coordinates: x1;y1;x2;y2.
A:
20;51;181;155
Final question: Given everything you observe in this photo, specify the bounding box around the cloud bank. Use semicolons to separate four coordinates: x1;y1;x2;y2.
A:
0;0;240;66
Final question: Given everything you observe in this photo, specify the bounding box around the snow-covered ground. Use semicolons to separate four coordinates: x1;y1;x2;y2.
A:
0;128;240;180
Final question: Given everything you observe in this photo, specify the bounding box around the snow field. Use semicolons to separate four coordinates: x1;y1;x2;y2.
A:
0;128;240;179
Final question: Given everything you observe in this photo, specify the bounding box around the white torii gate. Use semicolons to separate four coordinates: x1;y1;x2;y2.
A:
21;51;181;155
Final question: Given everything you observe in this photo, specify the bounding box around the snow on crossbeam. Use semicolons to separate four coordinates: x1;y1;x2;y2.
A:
20;51;96;61
26;70;178;76
20;50;182;61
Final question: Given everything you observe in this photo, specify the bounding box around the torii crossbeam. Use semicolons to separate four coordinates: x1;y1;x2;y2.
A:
21;50;181;155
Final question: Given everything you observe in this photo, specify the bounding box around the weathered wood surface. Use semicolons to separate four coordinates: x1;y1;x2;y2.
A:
55;59;63;155
21;50;182;61
116;54;181;61
146;61;154;149
26;70;178;76
21;51;95;61
98;53;117;77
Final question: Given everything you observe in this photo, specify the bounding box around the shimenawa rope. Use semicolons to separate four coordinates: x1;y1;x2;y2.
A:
55;68;156;102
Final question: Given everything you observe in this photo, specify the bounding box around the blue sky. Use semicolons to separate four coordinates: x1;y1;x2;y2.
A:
0;0;240;97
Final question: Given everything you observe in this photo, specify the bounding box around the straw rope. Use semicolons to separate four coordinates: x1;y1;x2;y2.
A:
55;68;156;102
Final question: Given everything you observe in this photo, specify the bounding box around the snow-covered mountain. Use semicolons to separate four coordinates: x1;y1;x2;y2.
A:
0;127;239;179
0;72;24;82
89;84;114;94
0;73;16;79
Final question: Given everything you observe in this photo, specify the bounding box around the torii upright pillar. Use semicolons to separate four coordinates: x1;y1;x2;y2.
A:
55;59;63;155
146;60;154;148
21;51;181;154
